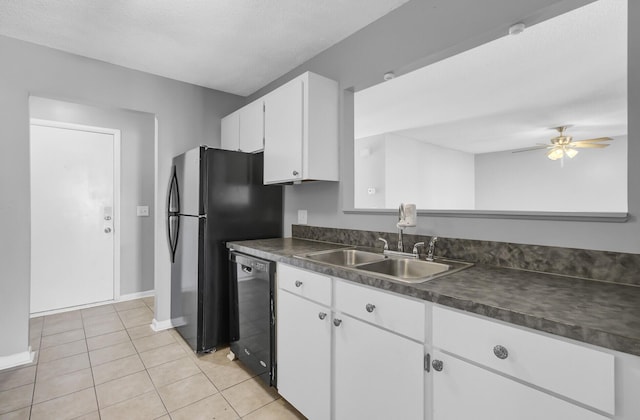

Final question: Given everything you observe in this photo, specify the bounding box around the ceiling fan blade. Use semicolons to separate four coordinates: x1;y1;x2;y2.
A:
573;137;613;143
511;145;551;153
572;143;610;149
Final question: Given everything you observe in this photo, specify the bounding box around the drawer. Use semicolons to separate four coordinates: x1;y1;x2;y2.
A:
432;305;615;415
277;263;331;306
334;279;425;341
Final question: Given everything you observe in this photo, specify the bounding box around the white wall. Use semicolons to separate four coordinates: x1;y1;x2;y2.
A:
384;134;423;207
30;97;156;295
354;135;386;208
475;136;628;212
356;133;475;209
0;35;243;359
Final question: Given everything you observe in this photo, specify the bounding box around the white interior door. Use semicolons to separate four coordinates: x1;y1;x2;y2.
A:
30;120;119;314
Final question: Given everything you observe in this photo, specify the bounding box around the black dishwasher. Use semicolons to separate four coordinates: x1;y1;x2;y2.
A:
229;250;276;387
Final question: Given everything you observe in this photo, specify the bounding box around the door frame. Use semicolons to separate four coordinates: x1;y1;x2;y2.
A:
29;118;122;312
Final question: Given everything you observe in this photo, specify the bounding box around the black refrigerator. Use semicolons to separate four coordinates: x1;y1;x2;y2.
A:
167;146;282;353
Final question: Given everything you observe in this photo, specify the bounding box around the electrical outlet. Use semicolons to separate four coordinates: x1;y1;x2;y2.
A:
298;209;308;224
136;206;149;217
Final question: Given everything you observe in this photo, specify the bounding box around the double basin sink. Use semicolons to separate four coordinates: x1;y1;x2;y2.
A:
296;248;473;283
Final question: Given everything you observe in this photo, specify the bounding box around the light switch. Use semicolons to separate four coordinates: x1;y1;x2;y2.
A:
298;209;308;224
137;206;149;217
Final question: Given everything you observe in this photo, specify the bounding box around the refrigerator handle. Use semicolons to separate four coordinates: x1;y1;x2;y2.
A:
167;165;180;213
168;216;179;263
167;166;180;263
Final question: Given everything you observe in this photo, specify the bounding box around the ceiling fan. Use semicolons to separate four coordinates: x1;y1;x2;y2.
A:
513;126;613;163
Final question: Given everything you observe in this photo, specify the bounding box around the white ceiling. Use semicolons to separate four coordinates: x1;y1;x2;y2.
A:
0;0;410;96
354;0;627;154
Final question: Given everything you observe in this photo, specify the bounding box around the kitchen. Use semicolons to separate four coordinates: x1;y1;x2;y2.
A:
1;0;638;418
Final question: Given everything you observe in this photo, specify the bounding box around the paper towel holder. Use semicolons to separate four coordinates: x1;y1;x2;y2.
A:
397;203;417;228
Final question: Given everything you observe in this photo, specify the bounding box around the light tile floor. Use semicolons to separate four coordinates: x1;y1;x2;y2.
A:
0;297;305;420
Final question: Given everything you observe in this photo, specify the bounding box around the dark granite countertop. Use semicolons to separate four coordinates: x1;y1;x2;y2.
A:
228;238;640;357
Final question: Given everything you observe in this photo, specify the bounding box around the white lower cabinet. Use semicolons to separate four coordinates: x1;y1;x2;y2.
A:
277;264;425;420
431;349;609;420
276;265;636;420
277;290;331;420
430;305;616;420
334;313;424;420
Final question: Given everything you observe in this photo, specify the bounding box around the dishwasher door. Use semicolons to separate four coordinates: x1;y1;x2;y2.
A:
229;250;276;387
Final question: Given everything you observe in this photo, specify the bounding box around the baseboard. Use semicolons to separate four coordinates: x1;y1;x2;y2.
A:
0;347;34;371
117;290;155;302
151;318;176;332
31;289;155;318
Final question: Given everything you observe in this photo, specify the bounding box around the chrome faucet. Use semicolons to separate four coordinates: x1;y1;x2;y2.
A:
377;238;389;250
426;236;438;261
412;242;425;257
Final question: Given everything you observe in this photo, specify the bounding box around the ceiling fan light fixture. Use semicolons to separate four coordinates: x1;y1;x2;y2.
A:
547;148;564;161
565;148;578;159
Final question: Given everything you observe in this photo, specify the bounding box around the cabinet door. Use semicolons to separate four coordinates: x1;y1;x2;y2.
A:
277;290;331;420
334;314;424;420
264;79;304;184
221;110;240;151
239;99;264;152
431;350;609;420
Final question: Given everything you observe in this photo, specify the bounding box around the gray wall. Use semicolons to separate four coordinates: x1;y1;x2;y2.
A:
0;35;243;358
249;0;639;253
30;97;156;295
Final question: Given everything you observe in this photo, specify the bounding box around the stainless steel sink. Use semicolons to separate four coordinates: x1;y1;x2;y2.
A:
357;257;474;283
300;249;387;266
357;258;449;279
296;248;473;283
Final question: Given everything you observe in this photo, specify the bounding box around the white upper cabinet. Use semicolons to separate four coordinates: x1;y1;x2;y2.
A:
239;99;264;153
220;110;240;151
263;71;339;184
220;99;264;153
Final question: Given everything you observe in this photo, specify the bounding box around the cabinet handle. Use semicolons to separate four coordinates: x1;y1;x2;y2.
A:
292;170;299;176
318;312;327;320
432;359;444;372
493;345;509;360
365;303;376;313
333;318;342;327
294;280;303;287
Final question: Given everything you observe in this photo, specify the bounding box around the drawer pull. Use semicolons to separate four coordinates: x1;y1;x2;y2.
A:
318;312;327;320
493;345;509;360
294;280;303;287
432;359;444;372
333;318;342;327
365;303;376;313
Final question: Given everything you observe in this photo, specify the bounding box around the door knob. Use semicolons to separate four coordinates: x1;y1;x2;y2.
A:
365;303;376;313
333;318;342;327
432;359;444;372
294;280;303;287
104;216;111;221
104;227;112;233
318;312;327;320
292;170;299;176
